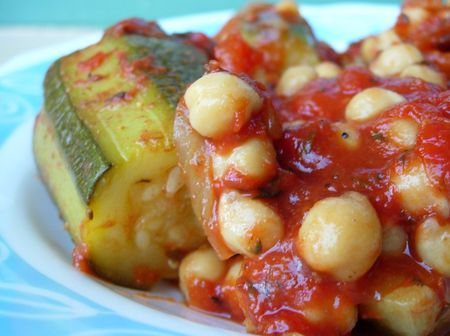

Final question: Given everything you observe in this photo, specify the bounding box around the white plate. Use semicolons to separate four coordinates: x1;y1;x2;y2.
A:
0;4;398;335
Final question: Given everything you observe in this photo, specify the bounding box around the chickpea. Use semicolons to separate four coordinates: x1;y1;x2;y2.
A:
377;30;401;51
361;285;441;336
345;87;405;122
403;7;430;25
224;259;243;285
244;318;256;333
334;122;361;150
218;190;284;257
222;258;245;321
387;118;419;149
179;246;225;300
185;72;263;139
416;217;450;277
276;65;317;96
229;138;276;179
400;64;446;87
361;36;379;63
303;302;357;334
362;30;401;63
315;62;342;78
296;191;382;281
253;67;268;86
393;162;450;218
382;224;407;255
212;154;229;180
213;138;277;183
370;43;423;77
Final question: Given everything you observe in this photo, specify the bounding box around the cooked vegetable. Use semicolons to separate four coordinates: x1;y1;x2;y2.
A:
178;246;226;301
184;71;263;139
33;1;450;335
344;0;450;84
416;217;450;277
275;64;318;96
361;285;442;336
218;190;284;257
296;191;382;282
315;61;342;78
174;69;281;259
33;19;208;288
214;1;321;85
345;87;406;122
370;43;423;77
174;62;449;335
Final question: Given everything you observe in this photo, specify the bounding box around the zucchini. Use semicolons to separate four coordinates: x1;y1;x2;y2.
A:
33;19;208;289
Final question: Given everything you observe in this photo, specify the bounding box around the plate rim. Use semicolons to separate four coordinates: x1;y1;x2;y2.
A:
0;2;399;77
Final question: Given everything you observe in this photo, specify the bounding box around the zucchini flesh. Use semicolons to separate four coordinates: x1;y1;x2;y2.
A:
34;21;208;288
34;111;87;243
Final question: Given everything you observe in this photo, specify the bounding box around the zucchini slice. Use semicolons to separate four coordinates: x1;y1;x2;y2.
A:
33;19;208;288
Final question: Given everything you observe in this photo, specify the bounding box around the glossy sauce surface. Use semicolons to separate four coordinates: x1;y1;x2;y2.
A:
395;1;450;78
184;66;449;335
177;2;450;335
214;3;319;85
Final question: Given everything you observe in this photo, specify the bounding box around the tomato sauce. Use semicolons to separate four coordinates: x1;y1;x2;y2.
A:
105;18;166;38
341;1;450;85
416;117;450;194
395;1;450;79
214;3;320;85
184;63;449;334
78;51;111;73
179;2;449;335
133;265;160;289
275;67;444;122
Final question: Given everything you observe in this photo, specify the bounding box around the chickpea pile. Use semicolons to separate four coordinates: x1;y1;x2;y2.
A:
173;1;450;336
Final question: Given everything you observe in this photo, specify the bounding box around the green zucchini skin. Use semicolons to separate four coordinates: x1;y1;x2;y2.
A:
44;61;111;203
42;22;208;206
125;35;208;108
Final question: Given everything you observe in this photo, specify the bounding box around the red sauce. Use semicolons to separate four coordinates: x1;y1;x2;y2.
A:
394;1;450;78
72;243;94;275
184;64;449;335
214;4;320;85
237;240;359;336
275;67;443;122
78;51;111;72
214;23;264;80
133;265;160;289
416;117;450;194
181;32;215;59
185;258;245;321
185;277;228;316
105;18;166;38
175;3;450;335
341;1;450;83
